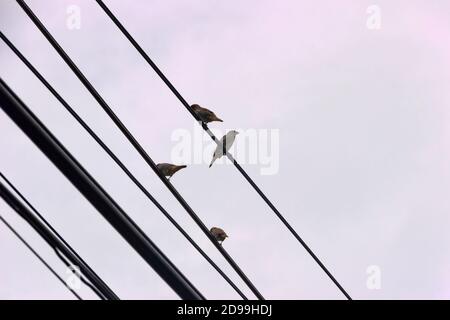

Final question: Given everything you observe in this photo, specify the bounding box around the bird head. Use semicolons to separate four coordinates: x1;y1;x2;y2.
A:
230;130;239;136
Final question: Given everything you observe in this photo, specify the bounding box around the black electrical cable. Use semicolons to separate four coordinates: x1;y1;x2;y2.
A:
16;0;263;300
0;170;110;299
0;30;247;300
0;77;204;300
53;247;105;299
0;213;82;300
94;0;352;300
0;173;118;300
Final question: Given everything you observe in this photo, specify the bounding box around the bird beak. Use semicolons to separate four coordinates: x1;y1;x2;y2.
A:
235;131;239;135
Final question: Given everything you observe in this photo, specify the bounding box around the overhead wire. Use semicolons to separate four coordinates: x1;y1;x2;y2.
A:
0;76;203;300
0;30;247;300
16;0;263;300
0;213;82;300
94;0;352;299
0;170;111;299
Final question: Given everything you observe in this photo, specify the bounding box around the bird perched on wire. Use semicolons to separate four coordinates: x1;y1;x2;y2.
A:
209;130;239;168
191;104;223;124
210;227;228;245
156;163;187;181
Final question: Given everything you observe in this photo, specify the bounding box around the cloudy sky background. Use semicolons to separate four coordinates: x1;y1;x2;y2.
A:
1;0;450;299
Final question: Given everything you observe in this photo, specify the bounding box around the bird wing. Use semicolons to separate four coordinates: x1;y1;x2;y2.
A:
225;134;236;152
218;229;227;237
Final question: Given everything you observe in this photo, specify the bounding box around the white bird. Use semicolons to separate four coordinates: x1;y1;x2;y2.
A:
209;130;239;168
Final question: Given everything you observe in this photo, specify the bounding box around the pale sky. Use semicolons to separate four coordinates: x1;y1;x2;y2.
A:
1;0;450;299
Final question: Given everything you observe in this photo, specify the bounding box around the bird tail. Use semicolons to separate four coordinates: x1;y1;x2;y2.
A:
209;157;216;168
173;165;187;174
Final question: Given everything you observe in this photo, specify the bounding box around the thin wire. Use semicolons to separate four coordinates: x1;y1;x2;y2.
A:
0;214;82;300
0;31;247;300
94;0;352;300
53;248;105;299
0;170;107;300
17;0;263;299
0;76;203;300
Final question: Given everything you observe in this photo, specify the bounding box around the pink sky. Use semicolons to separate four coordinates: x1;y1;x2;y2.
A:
1;0;450;299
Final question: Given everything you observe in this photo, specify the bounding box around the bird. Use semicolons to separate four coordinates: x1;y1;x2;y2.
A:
209;130;239;168
210;227;228;244
191;104;223;123
156;163;187;181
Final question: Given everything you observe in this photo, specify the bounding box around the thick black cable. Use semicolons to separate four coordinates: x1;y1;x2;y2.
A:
17;0;263;300
0;173;117;300
0;214;82;300
95;0;352;299
0;31;247;300
0;170;109;299
0;77;204;300
53;247;105;299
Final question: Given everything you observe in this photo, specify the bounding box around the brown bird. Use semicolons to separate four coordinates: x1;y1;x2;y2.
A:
210;227;228;245
156;163;187;181
191;104;223;123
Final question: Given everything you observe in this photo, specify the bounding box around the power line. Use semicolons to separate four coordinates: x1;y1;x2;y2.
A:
0;173;118;300
53;247;106;299
17;0;263;300
0;31;247;300
0;213;81;300
0;77;204;300
94;0;352;300
0;170;113;299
